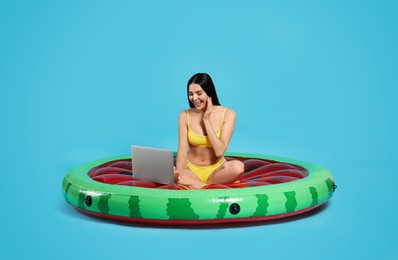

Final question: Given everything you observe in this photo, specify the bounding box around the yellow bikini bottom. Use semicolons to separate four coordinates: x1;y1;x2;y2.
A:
186;158;226;182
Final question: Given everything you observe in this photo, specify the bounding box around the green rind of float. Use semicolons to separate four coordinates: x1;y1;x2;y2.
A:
62;153;335;220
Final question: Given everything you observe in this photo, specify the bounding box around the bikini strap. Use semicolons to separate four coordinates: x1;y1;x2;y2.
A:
221;107;227;124
219;107;227;131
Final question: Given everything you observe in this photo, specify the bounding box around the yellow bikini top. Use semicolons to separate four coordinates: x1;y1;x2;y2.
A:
187;108;227;148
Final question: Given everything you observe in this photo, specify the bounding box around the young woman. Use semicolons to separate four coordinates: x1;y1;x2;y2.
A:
175;73;244;189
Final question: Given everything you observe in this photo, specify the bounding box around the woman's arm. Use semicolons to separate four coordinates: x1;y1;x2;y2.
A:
203;99;236;157
176;111;189;170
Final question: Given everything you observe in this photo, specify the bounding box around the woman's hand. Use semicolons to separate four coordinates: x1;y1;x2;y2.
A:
174;167;182;182
203;97;212;120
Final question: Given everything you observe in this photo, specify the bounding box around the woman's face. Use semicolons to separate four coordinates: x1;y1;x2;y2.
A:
188;83;208;110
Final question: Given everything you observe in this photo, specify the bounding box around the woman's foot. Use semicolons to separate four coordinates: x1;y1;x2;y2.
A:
177;172;206;189
189;182;207;189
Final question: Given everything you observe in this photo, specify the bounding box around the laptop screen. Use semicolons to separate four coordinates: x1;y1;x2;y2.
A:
131;146;175;184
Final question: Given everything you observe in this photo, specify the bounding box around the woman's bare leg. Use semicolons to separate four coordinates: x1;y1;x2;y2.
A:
208;160;244;184
176;160;245;188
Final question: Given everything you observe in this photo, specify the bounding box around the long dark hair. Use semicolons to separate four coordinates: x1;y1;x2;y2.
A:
187;73;221;108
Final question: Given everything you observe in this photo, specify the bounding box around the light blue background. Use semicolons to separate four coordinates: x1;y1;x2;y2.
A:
1;0;397;259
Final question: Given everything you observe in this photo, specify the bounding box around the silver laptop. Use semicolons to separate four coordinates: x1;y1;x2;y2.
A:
131;145;175;184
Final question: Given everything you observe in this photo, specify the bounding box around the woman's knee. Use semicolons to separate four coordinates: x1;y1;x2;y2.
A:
229;160;244;176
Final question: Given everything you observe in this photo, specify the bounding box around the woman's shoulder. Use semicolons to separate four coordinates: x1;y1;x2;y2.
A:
216;106;235;122
179;108;200;120
178;109;189;121
214;106;233;112
180;108;195;115
223;107;236;117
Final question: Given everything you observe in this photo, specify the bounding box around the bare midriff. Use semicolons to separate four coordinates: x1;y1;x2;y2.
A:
187;146;224;166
